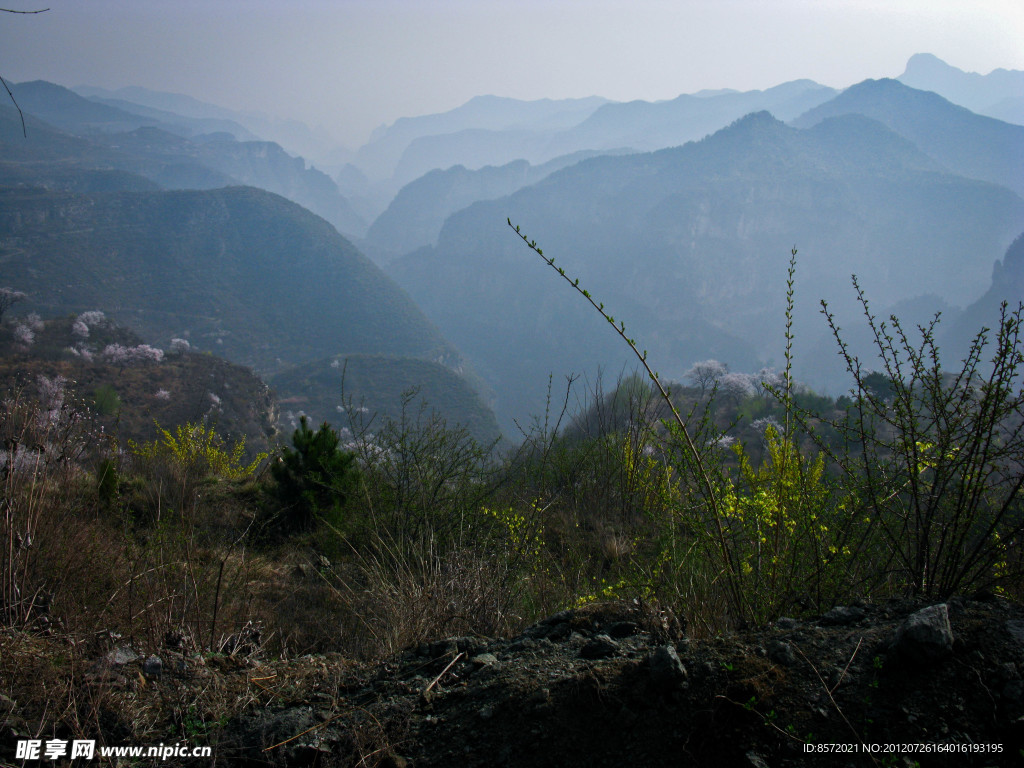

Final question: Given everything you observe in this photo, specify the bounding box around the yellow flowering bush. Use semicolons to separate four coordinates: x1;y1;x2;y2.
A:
130;421;266;481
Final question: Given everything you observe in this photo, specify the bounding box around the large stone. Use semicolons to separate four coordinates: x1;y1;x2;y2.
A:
649;644;687;690
894;604;954;665
470;653;499;668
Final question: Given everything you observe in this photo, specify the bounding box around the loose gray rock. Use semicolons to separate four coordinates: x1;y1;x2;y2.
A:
142;655;163;679
895;603;954;665
105;646;139;666
768;640;797;667
649;644;687;690
580;634;619;659
607;621;640;638
776;617;799;630
819;606;866;626
455;636;487;655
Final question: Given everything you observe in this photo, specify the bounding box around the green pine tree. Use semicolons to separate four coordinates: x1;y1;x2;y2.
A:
271;417;357;533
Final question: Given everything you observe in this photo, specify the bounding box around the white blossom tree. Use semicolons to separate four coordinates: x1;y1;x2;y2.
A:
684;359;728;395
102;343;164;366
12;323;34;348
719;371;756;402
169;338;191;354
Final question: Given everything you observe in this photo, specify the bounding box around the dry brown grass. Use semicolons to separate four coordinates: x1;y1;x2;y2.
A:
321;530;526;659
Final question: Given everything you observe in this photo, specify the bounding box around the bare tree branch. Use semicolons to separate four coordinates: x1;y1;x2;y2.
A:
0;73;26;137
1;7;50;137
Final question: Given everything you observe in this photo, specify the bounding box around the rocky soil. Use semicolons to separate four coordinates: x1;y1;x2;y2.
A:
3;596;1024;767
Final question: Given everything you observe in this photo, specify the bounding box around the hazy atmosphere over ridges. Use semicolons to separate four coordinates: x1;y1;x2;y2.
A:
2;0;1022;148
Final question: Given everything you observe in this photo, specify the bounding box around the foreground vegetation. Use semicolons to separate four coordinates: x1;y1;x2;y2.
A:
1;256;1023;749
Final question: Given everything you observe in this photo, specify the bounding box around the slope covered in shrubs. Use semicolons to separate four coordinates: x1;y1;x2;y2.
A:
1;258;1023;764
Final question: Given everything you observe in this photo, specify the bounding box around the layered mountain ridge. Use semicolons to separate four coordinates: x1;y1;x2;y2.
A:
387;94;1024;430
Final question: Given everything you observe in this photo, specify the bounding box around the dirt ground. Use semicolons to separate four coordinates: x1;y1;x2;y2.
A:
3;596;1024;767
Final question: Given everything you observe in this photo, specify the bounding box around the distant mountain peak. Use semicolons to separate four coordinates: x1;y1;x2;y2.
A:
723;110;785;132
901;52;1022;80
805;77;967;114
902;53;954;77
897;53;1024;124
791;77;1024;197
845;78;912;94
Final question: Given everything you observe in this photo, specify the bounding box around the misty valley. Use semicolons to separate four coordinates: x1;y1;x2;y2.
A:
3;52;1024;766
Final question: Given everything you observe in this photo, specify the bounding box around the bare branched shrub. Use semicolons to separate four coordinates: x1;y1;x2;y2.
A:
1;382;97;629
507;223;1024;627
823;291;1024;597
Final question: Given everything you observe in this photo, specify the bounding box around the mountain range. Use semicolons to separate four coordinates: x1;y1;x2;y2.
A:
72;83;352;170
2;54;1022;442
355;60;1021;265
899;52;1024;126
387;84;1024;430
354;95;610;184
365;149;628;259
10;81;366;237
0;123;498;440
793;78;1024;199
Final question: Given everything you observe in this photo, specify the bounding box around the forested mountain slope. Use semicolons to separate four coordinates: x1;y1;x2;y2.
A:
0;185;457;375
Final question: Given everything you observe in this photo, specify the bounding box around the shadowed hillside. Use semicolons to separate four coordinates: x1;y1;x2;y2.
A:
0;185;457;376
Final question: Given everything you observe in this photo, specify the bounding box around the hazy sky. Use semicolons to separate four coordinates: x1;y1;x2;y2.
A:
2;0;1022;147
